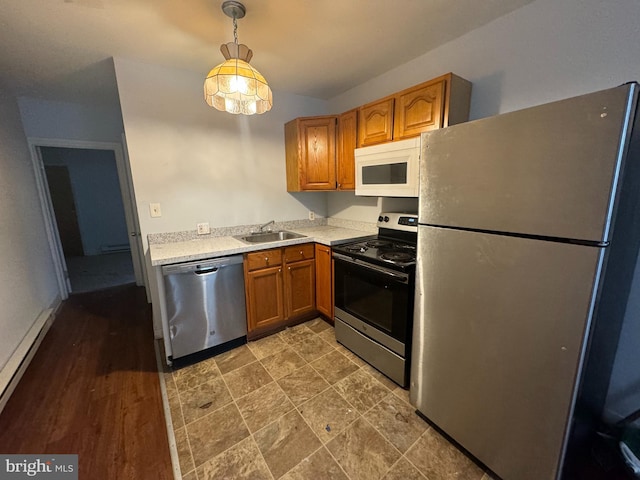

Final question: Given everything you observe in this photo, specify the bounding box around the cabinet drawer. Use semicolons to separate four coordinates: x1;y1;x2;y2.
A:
284;243;315;263
246;249;282;271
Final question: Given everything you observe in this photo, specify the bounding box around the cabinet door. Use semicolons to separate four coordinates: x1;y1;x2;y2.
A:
358;97;394;147
299;117;337;190
337;109;357;190
393;80;445;140
284;258;316;319
246;265;284;332
314;244;333;321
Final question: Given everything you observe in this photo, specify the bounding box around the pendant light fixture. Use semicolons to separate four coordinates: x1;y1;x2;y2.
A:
204;1;272;115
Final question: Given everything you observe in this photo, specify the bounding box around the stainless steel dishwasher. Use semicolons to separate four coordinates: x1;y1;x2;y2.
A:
162;255;247;360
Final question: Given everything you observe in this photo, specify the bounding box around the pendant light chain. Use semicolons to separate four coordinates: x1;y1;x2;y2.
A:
233;16;238;45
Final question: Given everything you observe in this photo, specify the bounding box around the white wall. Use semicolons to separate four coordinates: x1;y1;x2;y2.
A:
113;58;330;334
18;96;124;144
0;87;59;374
41;147;129;255
114;58;329;239
326;0;640;223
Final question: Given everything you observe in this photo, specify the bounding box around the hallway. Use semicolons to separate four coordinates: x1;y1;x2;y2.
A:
0;284;173;479
66;252;135;293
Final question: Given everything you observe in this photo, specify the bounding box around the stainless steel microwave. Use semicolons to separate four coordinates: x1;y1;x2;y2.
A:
355;137;420;197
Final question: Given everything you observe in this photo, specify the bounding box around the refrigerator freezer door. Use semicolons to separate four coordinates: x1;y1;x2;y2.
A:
419;84;637;243
410;226;604;480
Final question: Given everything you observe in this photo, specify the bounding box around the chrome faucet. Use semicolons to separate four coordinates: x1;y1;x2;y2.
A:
258;220;275;232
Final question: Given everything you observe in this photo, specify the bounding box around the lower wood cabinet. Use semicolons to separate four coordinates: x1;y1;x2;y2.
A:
245;264;285;332
244;243;315;339
244;248;284;333
315;243;333;321
285;258;315;319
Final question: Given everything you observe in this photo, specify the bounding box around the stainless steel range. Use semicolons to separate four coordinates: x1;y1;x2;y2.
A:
333;212;417;387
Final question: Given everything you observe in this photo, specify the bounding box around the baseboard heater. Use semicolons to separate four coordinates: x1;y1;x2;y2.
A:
0;298;60;414
100;243;131;253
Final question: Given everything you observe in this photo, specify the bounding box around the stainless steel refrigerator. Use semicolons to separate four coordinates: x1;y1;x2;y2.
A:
411;83;640;480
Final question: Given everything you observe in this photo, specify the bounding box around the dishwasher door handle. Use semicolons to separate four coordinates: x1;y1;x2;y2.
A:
162;255;243;276
194;267;219;275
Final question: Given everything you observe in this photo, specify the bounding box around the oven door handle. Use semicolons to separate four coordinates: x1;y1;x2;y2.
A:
333;252;410;284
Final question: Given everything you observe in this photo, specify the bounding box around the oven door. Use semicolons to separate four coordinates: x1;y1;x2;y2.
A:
333;253;412;356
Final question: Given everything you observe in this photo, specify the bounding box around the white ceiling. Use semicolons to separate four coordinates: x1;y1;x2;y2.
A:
0;0;534;107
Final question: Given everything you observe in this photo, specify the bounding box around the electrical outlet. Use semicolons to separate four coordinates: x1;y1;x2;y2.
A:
308;210;315;221
197;222;210;235
149;203;162;218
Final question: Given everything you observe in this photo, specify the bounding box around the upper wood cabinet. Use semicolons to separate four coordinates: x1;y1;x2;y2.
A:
393;80;445;140
285;73;471;190
336;109;358;191
285;113;356;192
357;73;472;147
285;116;337;191
358;98;395;147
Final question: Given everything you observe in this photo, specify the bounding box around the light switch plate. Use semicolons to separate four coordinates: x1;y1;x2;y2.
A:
149;203;162;217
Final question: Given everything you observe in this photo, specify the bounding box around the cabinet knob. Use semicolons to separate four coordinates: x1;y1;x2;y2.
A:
278;268;281;273
288;266;291;271
265;257;269;263
300;250;303;256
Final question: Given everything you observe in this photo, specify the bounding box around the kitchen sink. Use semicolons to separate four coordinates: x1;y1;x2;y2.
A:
236;230;306;244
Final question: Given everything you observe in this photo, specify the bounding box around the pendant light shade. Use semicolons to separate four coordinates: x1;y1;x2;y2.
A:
204;1;272;115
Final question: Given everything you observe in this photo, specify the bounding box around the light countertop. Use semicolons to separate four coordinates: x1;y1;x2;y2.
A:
149;225;374;266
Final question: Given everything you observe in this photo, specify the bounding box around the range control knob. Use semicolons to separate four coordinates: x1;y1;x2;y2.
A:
384;216;390;222
378;215;384;222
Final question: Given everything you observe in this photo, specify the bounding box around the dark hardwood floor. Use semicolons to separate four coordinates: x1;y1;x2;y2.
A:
0;284;173;479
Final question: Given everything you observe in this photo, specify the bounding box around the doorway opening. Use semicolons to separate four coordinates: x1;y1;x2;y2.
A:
41;147;135;293
29;137;146;300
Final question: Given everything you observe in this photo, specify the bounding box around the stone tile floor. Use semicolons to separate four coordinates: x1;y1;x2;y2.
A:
163;318;495;480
